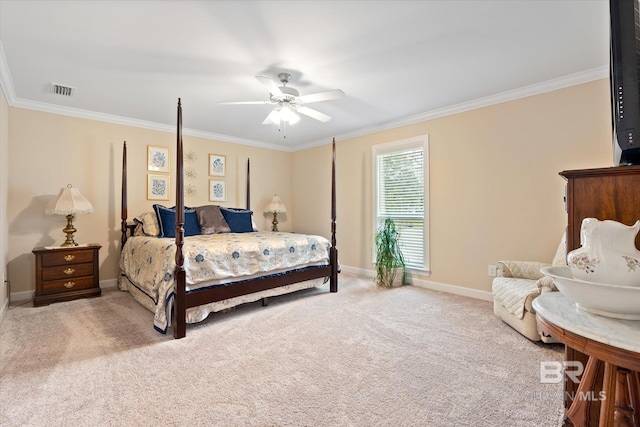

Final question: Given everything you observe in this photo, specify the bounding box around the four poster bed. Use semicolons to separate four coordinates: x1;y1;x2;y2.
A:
119;99;338;339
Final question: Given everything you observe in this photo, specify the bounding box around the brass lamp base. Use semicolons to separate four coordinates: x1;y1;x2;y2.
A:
60;214;78;247
271;212;279;232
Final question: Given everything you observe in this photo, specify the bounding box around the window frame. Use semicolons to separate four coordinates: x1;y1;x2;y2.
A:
372;134;430;274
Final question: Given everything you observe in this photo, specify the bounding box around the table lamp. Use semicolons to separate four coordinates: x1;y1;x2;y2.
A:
45;184;94;247
265;194;286;232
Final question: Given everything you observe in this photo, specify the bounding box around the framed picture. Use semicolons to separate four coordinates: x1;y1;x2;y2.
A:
209;154;226;176
148;145;170;172
209;179;226;202
147;174;170;200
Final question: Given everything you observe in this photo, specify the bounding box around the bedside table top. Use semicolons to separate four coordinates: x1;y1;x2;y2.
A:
33;243;101;253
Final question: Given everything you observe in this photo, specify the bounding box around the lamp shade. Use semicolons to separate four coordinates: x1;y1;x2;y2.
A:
45;185;94;215
265;194;287;214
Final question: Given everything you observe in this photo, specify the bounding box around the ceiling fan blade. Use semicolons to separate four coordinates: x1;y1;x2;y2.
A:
219;100;272;105
256;76;283;96
262;109;280;125
299;89;345;103
297;106;331;122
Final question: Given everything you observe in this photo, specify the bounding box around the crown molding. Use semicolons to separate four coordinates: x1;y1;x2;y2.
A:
0;41;291;151
7;95;293;152
1;45;607;153
298;66;609;151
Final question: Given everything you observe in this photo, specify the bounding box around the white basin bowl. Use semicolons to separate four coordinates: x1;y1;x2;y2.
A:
540;266;640;320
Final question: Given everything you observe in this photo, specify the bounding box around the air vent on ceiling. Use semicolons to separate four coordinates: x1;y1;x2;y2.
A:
51;83;75;97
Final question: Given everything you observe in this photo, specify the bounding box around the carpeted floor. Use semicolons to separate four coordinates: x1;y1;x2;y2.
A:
0;274;564;426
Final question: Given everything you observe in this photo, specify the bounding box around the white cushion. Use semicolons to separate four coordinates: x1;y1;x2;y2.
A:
492;277;540;319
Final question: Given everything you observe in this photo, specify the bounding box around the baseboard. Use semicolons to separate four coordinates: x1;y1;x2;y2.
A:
410;277;493;301
340;264;493;301
340;265;375;278
10;289;33;303
0;297;8;325
100;278;118;289
7;272;492;304
9;278;120;303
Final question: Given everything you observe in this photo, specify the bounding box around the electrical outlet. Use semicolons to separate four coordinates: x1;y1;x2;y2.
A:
488;265;497;277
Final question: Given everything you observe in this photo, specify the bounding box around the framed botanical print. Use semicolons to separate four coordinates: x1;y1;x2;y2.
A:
147;174;170;200
148;145;170;172
209;179;226;202
209;154;226;176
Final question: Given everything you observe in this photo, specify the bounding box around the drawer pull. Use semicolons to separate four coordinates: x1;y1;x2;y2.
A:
64;255;75;262
63;268;75;275
64;281;75;289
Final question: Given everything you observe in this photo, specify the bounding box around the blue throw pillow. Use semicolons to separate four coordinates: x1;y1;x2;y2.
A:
153;205;201;238
220;207;255;233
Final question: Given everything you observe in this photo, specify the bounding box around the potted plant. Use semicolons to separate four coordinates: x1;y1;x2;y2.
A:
374;217;406;287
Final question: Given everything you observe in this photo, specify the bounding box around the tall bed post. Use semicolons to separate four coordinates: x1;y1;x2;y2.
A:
330;137;338;292
174;99;187;339
121;141;128;248
246;158;250;210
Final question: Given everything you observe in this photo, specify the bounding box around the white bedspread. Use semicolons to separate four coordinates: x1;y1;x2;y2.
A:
119;231;331;332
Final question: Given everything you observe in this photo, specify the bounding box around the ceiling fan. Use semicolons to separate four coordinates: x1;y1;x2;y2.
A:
219;73;344;128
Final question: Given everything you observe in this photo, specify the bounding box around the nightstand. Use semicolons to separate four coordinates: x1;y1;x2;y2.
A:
32;244;101;307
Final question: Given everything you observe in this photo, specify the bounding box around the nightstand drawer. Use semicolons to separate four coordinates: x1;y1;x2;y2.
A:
40;276;96;295
41;249;94;267
33;244;101;306
42;262;94;281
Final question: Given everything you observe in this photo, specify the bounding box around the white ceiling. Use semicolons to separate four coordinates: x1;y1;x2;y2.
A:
0;0;610;151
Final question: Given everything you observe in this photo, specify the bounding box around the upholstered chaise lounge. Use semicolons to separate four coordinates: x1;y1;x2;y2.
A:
492;235;566;342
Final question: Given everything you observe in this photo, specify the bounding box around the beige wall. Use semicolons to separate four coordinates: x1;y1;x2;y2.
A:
293;79;613;293
5;78;613;299
7;109;292;295
1;88;8;314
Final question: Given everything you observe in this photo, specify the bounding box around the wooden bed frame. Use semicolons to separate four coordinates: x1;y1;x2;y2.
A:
121;98;338;339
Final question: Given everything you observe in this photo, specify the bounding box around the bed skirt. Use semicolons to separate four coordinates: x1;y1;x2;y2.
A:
119;274;328;333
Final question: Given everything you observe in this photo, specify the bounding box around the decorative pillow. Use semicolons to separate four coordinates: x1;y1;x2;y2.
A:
133;211;160;237
195;205;230;234
133;223;146;237
220;207;255;233
153;204;201;238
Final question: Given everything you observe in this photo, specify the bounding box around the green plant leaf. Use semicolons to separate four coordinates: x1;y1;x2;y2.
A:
374;217;406;287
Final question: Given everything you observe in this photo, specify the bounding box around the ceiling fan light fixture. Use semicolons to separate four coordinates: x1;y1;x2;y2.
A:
268;104;299;125
288;112;300;125
279;105;299;124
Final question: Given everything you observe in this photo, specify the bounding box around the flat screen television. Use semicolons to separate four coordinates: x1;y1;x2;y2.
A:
610;0;640;165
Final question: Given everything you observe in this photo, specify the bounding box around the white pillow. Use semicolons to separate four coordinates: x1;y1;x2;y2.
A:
133;211;160;237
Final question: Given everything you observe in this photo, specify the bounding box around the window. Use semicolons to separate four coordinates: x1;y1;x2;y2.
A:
373;135;429;271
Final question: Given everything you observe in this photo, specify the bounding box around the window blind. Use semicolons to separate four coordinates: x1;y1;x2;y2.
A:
376;146;425;269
